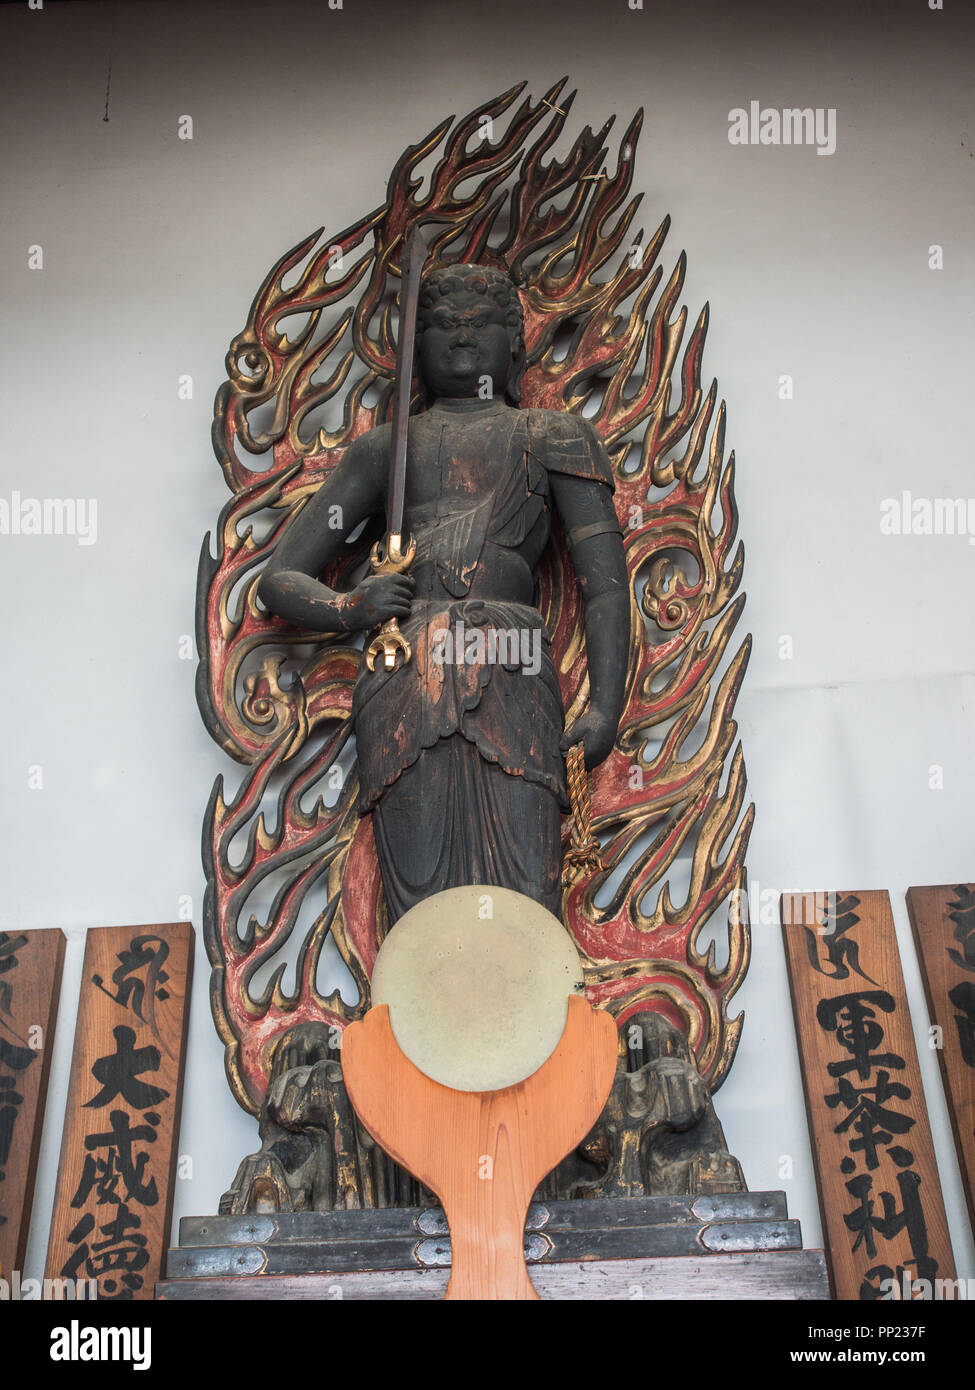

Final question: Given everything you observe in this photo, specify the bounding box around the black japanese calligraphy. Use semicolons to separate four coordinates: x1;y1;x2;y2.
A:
815;981;939;1295
804;894;878;984
84;1026;169;1111
0;933;37;1232
0;931;28;1017
947;884;975;974
64;1020;171;1298
948;980;975;1069
92;934;170;1048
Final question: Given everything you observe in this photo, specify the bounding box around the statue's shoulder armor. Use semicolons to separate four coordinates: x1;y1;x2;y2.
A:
524;409;615;492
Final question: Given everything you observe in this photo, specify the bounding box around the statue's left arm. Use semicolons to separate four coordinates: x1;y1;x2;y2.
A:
545;417;629;769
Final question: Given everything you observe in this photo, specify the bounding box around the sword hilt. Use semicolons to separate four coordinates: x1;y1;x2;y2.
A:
370;532;415;573
364;532;416;672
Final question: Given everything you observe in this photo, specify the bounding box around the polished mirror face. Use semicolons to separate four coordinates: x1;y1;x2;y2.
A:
371;884;584;1092
417;290;515;399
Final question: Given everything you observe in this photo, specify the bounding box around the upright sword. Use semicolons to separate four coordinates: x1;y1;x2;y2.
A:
364;226;428;673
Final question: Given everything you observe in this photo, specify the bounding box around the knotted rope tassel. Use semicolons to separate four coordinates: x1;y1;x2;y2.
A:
562;742;604;886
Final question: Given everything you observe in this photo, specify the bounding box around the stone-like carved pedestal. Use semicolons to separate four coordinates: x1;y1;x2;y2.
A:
158;1191;829;1300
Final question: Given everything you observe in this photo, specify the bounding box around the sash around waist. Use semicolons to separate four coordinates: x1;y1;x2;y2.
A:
352;598;568;810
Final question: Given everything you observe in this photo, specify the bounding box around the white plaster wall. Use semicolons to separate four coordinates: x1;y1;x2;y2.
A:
2;0;972;1284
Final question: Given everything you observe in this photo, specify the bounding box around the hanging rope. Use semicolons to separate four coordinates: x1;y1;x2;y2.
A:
562;742;603;886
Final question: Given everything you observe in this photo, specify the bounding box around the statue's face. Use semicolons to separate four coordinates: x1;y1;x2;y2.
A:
417;290;515;399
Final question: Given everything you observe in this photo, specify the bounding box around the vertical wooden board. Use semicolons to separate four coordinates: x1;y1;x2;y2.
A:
781;890;955;1300
906;884;975;1234
44;923;193;1300
343;997;618;1300
0;929;66;1276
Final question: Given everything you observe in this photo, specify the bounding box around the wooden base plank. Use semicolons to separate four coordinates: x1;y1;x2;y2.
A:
177;1190;789;1248
166;1216;802;1278
156;1249;831;1301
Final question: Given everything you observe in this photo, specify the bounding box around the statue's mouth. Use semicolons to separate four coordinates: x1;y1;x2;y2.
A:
446;350;478;374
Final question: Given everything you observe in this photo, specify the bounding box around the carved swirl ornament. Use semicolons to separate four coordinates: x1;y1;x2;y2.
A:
196;80;754;1115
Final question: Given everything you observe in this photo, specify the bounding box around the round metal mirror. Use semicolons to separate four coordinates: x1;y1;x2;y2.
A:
371;884;585;1092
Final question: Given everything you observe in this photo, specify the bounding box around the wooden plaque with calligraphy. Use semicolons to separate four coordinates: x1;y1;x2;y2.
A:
45;923;193;1300
781;890;955;1300
906;884;975;1234
0;928;66;1276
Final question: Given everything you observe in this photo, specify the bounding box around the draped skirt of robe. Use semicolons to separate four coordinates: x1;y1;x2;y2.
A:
352;598;567;923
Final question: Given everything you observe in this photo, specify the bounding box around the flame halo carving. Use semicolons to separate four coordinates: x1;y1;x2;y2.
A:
196;79;753;1116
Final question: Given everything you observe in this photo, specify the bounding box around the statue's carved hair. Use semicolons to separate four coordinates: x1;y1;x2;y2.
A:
416;262;526;404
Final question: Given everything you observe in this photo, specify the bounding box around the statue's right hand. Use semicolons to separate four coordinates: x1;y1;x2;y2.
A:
341;573;414;630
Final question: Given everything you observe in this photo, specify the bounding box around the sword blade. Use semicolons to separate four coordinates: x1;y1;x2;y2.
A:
387;226;428;542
